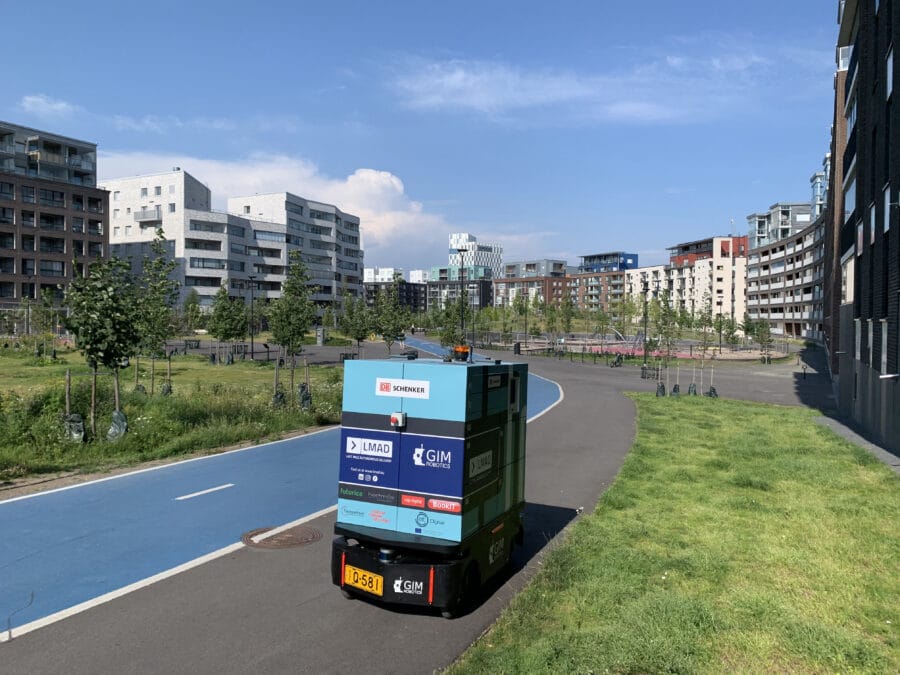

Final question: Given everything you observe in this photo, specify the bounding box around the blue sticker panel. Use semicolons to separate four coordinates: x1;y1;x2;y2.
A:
397;361;470;422
341;360;408;416
396;506;462;542
339;428;401;489
398;433;466;498
336;498;398;532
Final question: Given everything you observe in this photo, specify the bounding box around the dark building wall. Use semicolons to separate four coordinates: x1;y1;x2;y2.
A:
835;0;900;453
0;172;108;313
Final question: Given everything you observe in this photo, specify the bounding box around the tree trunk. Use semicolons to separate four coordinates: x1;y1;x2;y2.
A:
134;355;140;386
90;367;97;437
289;356;296;407
167;353;172;386
114;368;121;413
65;368;71;416
150;357;156;395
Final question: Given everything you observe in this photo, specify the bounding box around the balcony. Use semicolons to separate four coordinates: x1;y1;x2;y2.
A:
844;127;857;176
134;209;162;223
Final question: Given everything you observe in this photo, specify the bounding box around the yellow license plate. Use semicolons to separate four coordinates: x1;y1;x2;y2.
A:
344;564;384;596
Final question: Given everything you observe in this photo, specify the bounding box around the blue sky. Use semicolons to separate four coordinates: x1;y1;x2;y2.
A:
3;0;837;271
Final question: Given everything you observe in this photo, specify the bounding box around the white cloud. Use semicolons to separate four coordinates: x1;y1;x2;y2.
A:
98;151;454;269
391;36;830;125
18;94;81;118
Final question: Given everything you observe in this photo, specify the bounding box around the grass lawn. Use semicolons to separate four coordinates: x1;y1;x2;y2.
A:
449;395;899;674
0;346;343;481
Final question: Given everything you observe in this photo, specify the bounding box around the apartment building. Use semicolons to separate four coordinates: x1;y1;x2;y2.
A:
747;220;826;339
663;236;748;322
578;251;639;273
831;0;899;452
493;259;568;309
229;192;363;312
364;267;403;283
748;202;813;249
0;121;108;328
364;279;427;314
101;169;363;314
448;233;502;279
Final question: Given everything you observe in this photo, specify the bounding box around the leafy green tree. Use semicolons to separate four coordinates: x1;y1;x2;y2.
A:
64;257;140;433
560;292;575;336
181;288;202;333
269;251;316;402
653;290;681;364
439;292;467;348
512;293;528;336
208;286;247;361
340;292;373;355
374;281;408;354
134;231;179;390
618;295;638;338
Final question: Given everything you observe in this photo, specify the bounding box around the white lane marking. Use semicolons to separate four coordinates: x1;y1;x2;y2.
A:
527;372;564;423
175;483;235;501
0;425;338;505
0;505;338;643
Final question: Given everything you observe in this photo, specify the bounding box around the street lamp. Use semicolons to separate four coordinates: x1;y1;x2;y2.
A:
248;274;257;360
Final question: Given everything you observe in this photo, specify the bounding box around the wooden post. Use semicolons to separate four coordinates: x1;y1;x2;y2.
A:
65;368;71;416
90;367;97;437
167;352;172;385
150;357;156;395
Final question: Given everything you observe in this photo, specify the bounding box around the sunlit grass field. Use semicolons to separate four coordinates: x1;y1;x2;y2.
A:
0;345;343;481
450;395;899;674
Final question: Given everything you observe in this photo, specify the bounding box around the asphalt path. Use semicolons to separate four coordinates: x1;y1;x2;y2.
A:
0;344;830;673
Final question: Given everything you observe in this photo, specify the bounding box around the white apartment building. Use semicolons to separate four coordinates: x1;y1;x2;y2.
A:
364;266;403;283
101;169;362;312
622;236;748;327
746;219;825;340
408;269;428;284
228;192;362;310
448;232;502;278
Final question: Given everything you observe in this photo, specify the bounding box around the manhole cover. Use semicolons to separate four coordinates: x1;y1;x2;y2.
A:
241;525;323;549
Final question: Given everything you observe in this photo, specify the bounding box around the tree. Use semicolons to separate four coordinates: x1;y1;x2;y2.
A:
64;257;140;434
269;251;316;403
439;293;467;348
374;281;408;354
181;288;202;334
207;286;247;361
653;290;681;364
340;292;373;355
560;292;575;336
512;293;528;336
134;230;179;391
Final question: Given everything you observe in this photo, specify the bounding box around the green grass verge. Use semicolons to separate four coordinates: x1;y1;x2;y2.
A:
0;349;343;480
449;395;899;674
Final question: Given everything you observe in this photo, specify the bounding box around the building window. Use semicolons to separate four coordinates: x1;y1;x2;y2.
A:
169;184;175;194
870;202;876;245
243;205;250;214
867;319;873;367
886;184;893;232
169;203;176;213
154;186;162;196
113;226;120;237
881;320;888;373
856;221;864;254
887;46;894;100
113;191;120;202
140;187;148;198
113;208;119;220
855;318;861;360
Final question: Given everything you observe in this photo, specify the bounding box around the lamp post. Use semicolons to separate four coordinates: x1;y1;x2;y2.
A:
248;274;256;360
